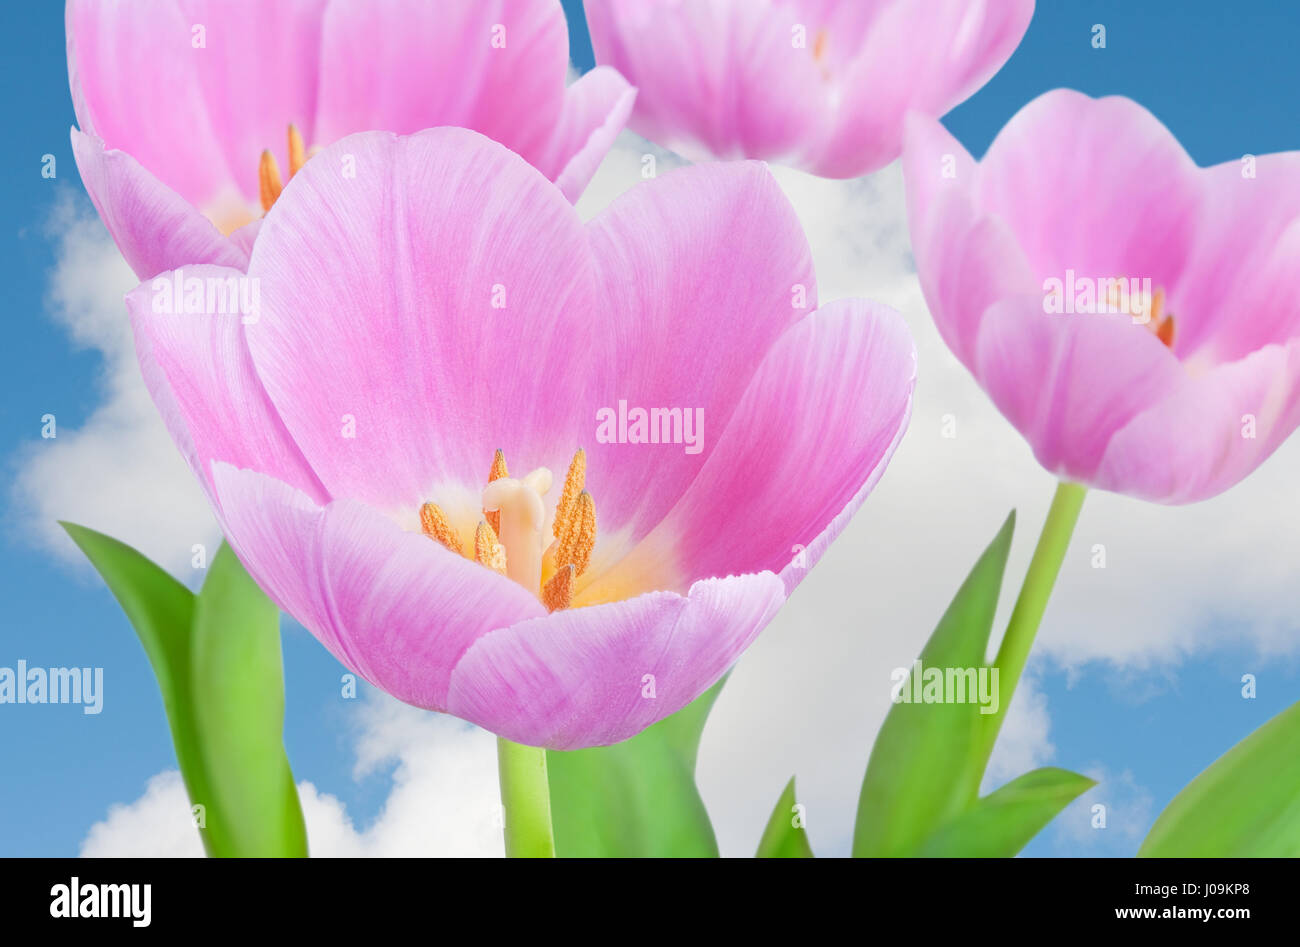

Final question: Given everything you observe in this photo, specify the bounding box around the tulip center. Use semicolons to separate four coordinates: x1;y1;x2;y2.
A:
418;449;597;612
257;123;317;213
1106;279;1176;349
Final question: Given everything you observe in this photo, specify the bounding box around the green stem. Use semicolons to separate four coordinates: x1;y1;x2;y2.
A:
497;737;556;857
977;480;1086;778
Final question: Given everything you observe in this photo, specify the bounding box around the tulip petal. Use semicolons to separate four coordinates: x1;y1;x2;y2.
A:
315;0;568;164
810;0;1034;177
242;128;605;515
587;0;823;163
1097;340;1300;503
973;296;1186;481
902;114;1035;368
976;90;1202;287
173;0;329;205
584;160;816;554
538;67;637;202
582;299;915;601
1172;154;1300;361
212;464;546;710
66;0;235;208
125;265;327;504
71;130;248;281
446;571;785;749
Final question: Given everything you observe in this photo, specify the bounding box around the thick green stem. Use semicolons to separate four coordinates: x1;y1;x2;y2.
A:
977;481;1086;777
497;737;555;857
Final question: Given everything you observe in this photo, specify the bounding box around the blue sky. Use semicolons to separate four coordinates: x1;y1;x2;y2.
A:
2;0;1299;857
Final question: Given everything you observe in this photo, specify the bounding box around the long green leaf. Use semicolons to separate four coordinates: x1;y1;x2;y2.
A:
547;680;725;857
62;522;216;853
1140;700;1300;857
916;767;1095;857
63;524;305;857
852;512;1015;857
756;777;815;858
190;543;308;857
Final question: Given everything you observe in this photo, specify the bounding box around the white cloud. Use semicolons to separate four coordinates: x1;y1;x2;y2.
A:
1049;767;1155;857
38;132;1300;860
80;690;503;857
11;193;219;581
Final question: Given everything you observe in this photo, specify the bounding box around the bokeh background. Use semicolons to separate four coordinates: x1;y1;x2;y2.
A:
2;0;1298;856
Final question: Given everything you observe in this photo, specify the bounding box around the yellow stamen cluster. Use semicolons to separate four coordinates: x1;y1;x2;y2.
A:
1107;280;1177;350
258;124;311;212
417;448;597;612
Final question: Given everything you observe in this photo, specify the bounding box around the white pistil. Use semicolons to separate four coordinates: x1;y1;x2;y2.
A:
481;467;553;592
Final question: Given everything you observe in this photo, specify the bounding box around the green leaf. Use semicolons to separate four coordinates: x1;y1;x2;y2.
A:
756;777;815;858
63;524;306;857
547;679;724;857
1140;699;1300;857
62;522;214;852
916;767;1095;857
852;512;1016;857
190;543;308;857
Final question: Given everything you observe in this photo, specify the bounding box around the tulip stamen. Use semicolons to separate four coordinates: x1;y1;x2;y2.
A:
554;491;596;577
552;449;586;541
1107;279;1177;350
813;29;829;65
287;124;307;177
259;124;315;213
474;521;508;575
416;449;597;608
486;448;509;535
258;149;283;212
419;501;463;555
542;564;575;613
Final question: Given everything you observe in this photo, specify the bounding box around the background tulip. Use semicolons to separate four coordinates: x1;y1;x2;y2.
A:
903;89;1300;504
67;0;634;280
586;0;1033;177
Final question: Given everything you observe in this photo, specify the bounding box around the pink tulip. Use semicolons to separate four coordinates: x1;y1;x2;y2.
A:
124;127;916;749
67;0;634;280
585;0;1033;177
903;89;1300;503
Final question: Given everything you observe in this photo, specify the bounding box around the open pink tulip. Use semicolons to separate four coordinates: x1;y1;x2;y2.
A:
585;0;1033;177
67;0;634;280
124;127;916;749
903;89;1300;503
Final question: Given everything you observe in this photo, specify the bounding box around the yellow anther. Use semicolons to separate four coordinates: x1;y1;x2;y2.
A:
1156;314;1176;349
552;449;586;540
288;124;307;177
813;29;829;64
474;521;508;575
542;564;575;613
486;448;509;535
555;490;596;577
419;501;463;556
258;149;283;212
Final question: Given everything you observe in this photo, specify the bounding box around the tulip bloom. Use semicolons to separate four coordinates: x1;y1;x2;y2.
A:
124;127;916;749
67;0;634;280
585;0;1033;177
903;89;1300;503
